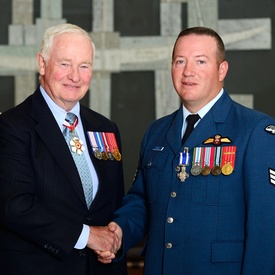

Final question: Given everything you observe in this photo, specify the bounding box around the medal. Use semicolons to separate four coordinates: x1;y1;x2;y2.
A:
190;147;202;176
63;116;85;154
201;147;213;176
221;163;233;175
177;166;189;182
101;132;115;160
113;149;122;161
69;137;85;155
87;132;102;159
212;165;221;176
101;151;108;160
190;164;202;176
94;149;102;160
102;132;114;160
106;133;122;161
95;132;108;160
87;131;122;161
221;146;236;176
107;152;115;160
177;147;190;182
201;165;211;176
211;147;221;176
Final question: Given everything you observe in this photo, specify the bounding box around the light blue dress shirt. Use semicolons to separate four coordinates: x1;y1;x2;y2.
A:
40;86;97;249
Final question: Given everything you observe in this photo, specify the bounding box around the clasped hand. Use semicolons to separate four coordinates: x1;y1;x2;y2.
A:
87;222;122;264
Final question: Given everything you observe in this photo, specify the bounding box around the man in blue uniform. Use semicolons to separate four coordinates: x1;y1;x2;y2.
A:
99;26;275;274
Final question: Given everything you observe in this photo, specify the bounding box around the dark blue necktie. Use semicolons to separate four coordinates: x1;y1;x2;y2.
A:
182;114;200;144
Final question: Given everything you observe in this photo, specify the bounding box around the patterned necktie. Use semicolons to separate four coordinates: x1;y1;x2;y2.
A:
63;112;93;207
182;114;200;145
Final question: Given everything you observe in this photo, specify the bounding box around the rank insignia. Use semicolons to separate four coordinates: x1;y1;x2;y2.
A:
203;134;231;146
269;168;275;186
265;125;275;135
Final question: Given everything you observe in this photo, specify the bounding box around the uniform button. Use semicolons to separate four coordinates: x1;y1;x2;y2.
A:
147;162;152;166
171;192;177;198
167;217;174;223
166;243;173;249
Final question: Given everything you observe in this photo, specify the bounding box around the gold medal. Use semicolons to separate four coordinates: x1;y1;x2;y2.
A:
113;149;122;161
105;133;122;161
221;146;236;176
221;163;233;175
101;151;108;160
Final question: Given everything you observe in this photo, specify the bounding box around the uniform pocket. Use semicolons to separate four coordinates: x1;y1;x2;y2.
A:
192;175;235;205
211;240;244;263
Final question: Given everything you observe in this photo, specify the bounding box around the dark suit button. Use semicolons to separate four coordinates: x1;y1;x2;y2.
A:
85;217;92;223
79;250;86;257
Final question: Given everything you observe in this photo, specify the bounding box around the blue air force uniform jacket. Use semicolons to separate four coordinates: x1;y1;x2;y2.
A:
113;90;275;275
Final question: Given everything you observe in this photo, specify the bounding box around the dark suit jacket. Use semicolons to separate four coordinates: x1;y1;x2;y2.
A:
0;88;127;275
114;90;275;275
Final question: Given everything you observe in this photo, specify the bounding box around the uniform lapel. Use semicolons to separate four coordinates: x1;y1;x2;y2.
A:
166;107;184;154
183;91;233;149
165;91;233;152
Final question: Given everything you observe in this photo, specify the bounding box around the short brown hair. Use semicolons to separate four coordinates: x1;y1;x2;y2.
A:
172;26;225;64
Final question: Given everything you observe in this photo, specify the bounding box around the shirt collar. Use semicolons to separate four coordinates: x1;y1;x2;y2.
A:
39;85;80;131
182;88;224;121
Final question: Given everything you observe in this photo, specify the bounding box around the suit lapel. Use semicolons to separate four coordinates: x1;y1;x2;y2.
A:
31;89;87;206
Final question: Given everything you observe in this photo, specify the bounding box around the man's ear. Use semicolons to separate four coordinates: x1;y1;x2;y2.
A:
218;60;228;82
37;53;46;76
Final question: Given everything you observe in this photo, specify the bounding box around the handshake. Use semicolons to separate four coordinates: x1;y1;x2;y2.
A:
87;222;122;264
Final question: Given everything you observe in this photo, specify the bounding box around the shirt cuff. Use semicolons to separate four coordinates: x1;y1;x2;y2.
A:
74;224;89;249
